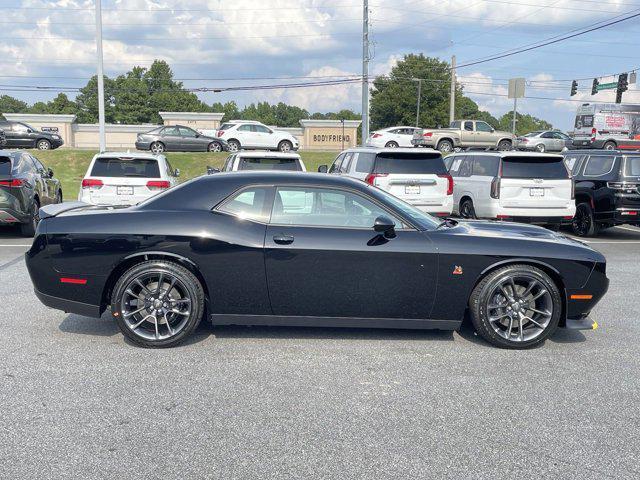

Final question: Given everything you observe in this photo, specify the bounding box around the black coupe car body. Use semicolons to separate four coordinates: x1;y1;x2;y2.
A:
26;172;608;348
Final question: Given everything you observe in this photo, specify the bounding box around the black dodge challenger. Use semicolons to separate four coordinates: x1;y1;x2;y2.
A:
26;172;608;349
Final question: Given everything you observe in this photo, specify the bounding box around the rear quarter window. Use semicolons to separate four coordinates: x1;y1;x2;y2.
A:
473;155;500;176
373;153;447;175
501;156;569;179
583;155;616;177
355;152;375;173
90;157;160;178
0;156;12;175
624;156;640;177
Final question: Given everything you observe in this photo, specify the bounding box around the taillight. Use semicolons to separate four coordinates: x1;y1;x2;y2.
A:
0;178;25;187
438;174;453;195
591;127;597;142
147;180;170;190
364;173;388;185
81;178;103;189
372;133;382;138
423;132;433;137
490;177;500;199
520;138;528;143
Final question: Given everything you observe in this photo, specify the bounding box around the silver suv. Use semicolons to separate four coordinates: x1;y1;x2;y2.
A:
216;121;300;153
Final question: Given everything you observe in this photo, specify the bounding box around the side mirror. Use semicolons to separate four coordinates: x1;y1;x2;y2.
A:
373;215;396;237
195;133;200;138
491;128;495;132
207;166;220;175
174;168;181;177
47;168;54;178
317;165;328;173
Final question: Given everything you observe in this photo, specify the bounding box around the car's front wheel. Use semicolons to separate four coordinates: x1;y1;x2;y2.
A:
37;139;51;150
278;140;293;152
208;142;222;153
111;260;205;348
227;140;240;152
468;264;562;349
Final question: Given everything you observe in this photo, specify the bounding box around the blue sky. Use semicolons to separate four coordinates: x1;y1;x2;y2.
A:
1;0;639;131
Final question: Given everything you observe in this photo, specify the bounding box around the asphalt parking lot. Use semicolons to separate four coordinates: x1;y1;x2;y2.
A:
1;224;639;479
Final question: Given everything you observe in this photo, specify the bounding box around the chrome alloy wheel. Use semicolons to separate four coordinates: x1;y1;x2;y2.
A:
486;274;553;342
120;271;192;341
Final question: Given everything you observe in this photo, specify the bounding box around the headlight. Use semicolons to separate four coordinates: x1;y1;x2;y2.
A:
52;135;60;139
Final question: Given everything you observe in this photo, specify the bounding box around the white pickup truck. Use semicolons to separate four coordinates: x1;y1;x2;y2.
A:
412;120;515;153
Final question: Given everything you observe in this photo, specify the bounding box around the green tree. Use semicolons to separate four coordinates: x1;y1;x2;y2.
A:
0;95;29;115
75;75;117;123
498;111;553;135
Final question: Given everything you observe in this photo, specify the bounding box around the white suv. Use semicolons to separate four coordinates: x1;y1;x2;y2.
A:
216;120;300;153
320;147;453;216
219;151;306;172
446;151;575;227
366;126;421;148
79;152;179;206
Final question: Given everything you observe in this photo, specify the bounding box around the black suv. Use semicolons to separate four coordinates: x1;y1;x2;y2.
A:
0;150;62;236
0;120;64;150
563;149;640;236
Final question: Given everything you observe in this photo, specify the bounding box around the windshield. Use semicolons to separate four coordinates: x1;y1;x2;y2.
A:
524;131;542;137
625;156;640;177
501;156;569;179
368;185;440;230
373;153;447;175
239;158;301;171
91;157;160;178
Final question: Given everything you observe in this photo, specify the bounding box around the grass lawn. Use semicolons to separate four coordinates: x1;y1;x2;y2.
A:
31;149;338;200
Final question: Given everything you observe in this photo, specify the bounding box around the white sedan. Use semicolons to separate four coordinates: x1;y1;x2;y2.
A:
366;126;421;148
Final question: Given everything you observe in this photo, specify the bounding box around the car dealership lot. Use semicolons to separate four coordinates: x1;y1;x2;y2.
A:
1;226;639;478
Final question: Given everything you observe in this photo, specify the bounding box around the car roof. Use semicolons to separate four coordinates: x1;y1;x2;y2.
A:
92;151;165;161
226;120;263;125
0;150;21;158
234;151;301;159
454;151;564;159
380;126;417;130
563;149;640;155
341;147;441;155
203;170;365;187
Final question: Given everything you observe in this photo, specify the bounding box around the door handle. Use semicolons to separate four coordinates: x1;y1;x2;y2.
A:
273;234;294;245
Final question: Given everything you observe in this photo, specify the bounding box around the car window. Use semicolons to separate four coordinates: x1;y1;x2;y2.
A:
238;157;301;171
355;152;375;173
218;186;271;222
12;123;29;133
255;125;272;134
218;123;235;131
165;159;175;176
457;157;473;177
473;155;500;176
341;153;354;172
271;187;402;228
554;132;569;140
583;155;616;177
625;156;640;176
501;156;569;179
90;157;161;178
450;121;461;129
449;156;464;176
162;127;179;136
541;132;554;139
464;121;474;132
476;122;493;132
524;131;541;138
0;156;11;175
29;155;46;172
329;153;345;173
373;152;447;175
443;155;456;171
238;125;253;132
178;127;197;138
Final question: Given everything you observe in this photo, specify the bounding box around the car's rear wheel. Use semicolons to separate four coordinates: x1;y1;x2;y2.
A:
227;139;240;152
278;140;293;152
208;142;222;153
56;190;63;203
572;202;599;237
111;261;205;348
459;198;476;219
150;142;165;154
437;139;453;153
20;199;40;237
469;264;561;349
603;141;617;151
385;141;399;148
37;139;51;150
535;143;546;152
497;140;512;151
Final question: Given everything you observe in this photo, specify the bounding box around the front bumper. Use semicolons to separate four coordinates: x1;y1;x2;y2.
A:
564;316;598;330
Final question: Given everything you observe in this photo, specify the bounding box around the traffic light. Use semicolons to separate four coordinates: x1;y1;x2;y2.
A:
591;78;599;95
570;80;578;96
616;73;629;104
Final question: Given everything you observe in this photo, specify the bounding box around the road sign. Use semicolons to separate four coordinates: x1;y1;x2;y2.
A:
508;78;526;99
596;82;617;91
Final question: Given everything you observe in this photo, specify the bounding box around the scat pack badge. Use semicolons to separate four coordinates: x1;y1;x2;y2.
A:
452;265;463;275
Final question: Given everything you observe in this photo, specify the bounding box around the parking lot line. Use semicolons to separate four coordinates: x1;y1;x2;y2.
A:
0;244;32;247
617;226;640;232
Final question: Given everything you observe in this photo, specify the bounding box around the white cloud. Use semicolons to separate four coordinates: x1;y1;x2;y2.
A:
459;72;511;114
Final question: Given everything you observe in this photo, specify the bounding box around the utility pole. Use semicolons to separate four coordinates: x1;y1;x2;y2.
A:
361;0;370;143
449;55;456;124
512;97;517;135
95;0;106;152
415;78;422;127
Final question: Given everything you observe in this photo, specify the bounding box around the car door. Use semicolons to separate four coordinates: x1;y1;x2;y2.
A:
253;125;275;148
328;153;345;174
177;127;202;151
475;121;495;147
235;124;255;147
397;128;415;147
159;127;181;151
461;121;476;145
264;185;438;319
26;154;53;204
471;155;500;217
9;123;32;148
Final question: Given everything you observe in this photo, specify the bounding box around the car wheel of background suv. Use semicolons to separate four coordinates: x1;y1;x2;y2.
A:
460;198;476;219
227;140;240;152
437;139;453;153
572;202;599;237
20;199;40;237
278;140;293;152
498;140;512;151
37;139;51;150
603;141;617;151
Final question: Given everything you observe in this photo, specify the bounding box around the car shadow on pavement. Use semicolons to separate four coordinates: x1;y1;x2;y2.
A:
209;324;455;342
548;328;587;344
59;314;120;338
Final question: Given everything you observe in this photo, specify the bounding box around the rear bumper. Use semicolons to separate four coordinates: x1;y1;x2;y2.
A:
135;141;151;150
595;208;640;225
488;204;576;223
0;207;30;224
407;196;454;215
34;288;102;318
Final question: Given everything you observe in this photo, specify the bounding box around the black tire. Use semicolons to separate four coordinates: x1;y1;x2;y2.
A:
278;140;293;152
468;264;562;349
36;139;51;150
150;142;165;154
208;142;222;153
227;139;240;152
572;202;599;237
535;143;546;153
56;190;63;204
20;199;40;237
111;260;205;348
437;139;454;153
603;141;617;151
385;141;399;148
497;140;512;151
459;198;476;219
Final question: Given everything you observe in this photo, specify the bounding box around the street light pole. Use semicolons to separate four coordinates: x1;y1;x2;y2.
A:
361;0;370;143
95;0;106;152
